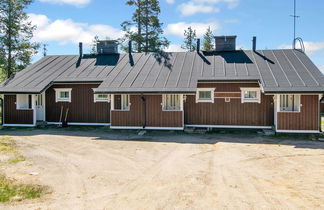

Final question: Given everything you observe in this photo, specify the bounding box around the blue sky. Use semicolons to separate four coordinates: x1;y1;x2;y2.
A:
27;0;324;72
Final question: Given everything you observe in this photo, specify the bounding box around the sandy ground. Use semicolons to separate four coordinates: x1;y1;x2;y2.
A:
0;129;324;210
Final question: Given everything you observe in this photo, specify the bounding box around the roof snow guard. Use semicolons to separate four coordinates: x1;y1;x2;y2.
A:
0;49;323;94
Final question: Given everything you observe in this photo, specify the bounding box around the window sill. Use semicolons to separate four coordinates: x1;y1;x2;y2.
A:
278;111;301;113
94;100;109;103
56;100;71;103
242;100;260;103
16;108;33;111
162;109;182;112
112;109;130;111
196;99;214;103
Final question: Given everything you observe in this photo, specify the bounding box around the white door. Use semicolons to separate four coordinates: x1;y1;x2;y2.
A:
36;94;45;121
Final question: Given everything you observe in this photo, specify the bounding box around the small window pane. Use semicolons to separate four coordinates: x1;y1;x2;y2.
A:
60;91;69;99
199;91;212;100
164;94;181;110
280;95;300;112
98;94;108;99
114;95;122;110
122;95;130;110
244;91;257;99
114;95;129;110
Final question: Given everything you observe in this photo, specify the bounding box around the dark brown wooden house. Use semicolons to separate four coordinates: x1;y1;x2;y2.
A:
0;37;323;133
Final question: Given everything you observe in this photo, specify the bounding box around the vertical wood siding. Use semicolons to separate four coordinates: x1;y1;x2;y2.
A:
197;82;260;90
46;84;110;123
185;82;274;126
4;95;33;124
111;95;183;128
277;95;319;130
184;94;274;126
145;95;183;127
111;95;144;126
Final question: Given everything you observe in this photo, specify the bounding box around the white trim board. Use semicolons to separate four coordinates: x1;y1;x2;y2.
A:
110;126;184;130
186;125;272;129
47;122;110;126
3;124;35;127
276;130;320;134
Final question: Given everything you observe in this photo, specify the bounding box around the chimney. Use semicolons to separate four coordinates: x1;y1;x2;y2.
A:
79;42;83;56
196;38;200;52
214;36;237;51
97;40;118;54
252;36;257;51
128;40;132;54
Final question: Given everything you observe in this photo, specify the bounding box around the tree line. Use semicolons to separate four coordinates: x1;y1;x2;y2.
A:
0;0;216;80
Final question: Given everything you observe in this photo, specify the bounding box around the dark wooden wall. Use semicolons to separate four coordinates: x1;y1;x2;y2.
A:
4;95;33;124
321;102;324;114
184;94;274;126
45;84;110;123
111;95;183;128
197;82;260;90
185;82;274;126
277;95;319;130
111;95;144;126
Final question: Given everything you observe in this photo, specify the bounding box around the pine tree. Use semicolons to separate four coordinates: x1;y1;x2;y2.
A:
121;0;169;53
90;35;99;54
181;26;196;52
0;0;39;78
202;26;214;51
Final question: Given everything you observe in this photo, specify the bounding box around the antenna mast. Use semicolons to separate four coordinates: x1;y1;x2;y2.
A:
291;0;300;49
43;44;48;57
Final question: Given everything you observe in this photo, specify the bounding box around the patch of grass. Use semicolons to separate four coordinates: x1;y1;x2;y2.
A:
0;175;45;202
0;136;25;164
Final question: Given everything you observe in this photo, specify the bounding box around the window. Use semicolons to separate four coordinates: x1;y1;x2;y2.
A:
16;94;32;110
94;94;110;102
196;88;215;103
163;94;182;111
241;88;261;103
55;88;72;102
279;95;300;112
112;94;130;110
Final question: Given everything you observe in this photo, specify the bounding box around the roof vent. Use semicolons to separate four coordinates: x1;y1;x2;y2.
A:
215;36;236;51
97;40;118;54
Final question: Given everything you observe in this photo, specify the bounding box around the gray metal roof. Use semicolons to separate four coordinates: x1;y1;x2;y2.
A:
0;49;323;94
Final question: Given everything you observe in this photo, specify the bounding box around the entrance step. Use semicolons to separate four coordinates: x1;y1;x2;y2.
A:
36;121;47;128
262;129;275;136
184;127;208;134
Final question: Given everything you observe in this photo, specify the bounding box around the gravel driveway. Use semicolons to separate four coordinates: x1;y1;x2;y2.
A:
1;129;324;210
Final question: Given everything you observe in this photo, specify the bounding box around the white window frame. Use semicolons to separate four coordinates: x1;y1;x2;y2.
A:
16;94;32;110
94;94;110;103
162;94;183;111
55;88;72;103
240;88;261;103
278;94;301;113
111;94;130;111
196;88;215;103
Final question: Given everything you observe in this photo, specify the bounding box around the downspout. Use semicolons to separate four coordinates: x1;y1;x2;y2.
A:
141;94;146;129
0;97;3;126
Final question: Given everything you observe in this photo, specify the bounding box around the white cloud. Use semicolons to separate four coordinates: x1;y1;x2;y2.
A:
28;13;123;46
39;0;91;7
166;0;175;4
178;2;219;16
177;0;239;16
165;44;186;52
279;41;324;55
192;0;239;9
165;21;220;37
